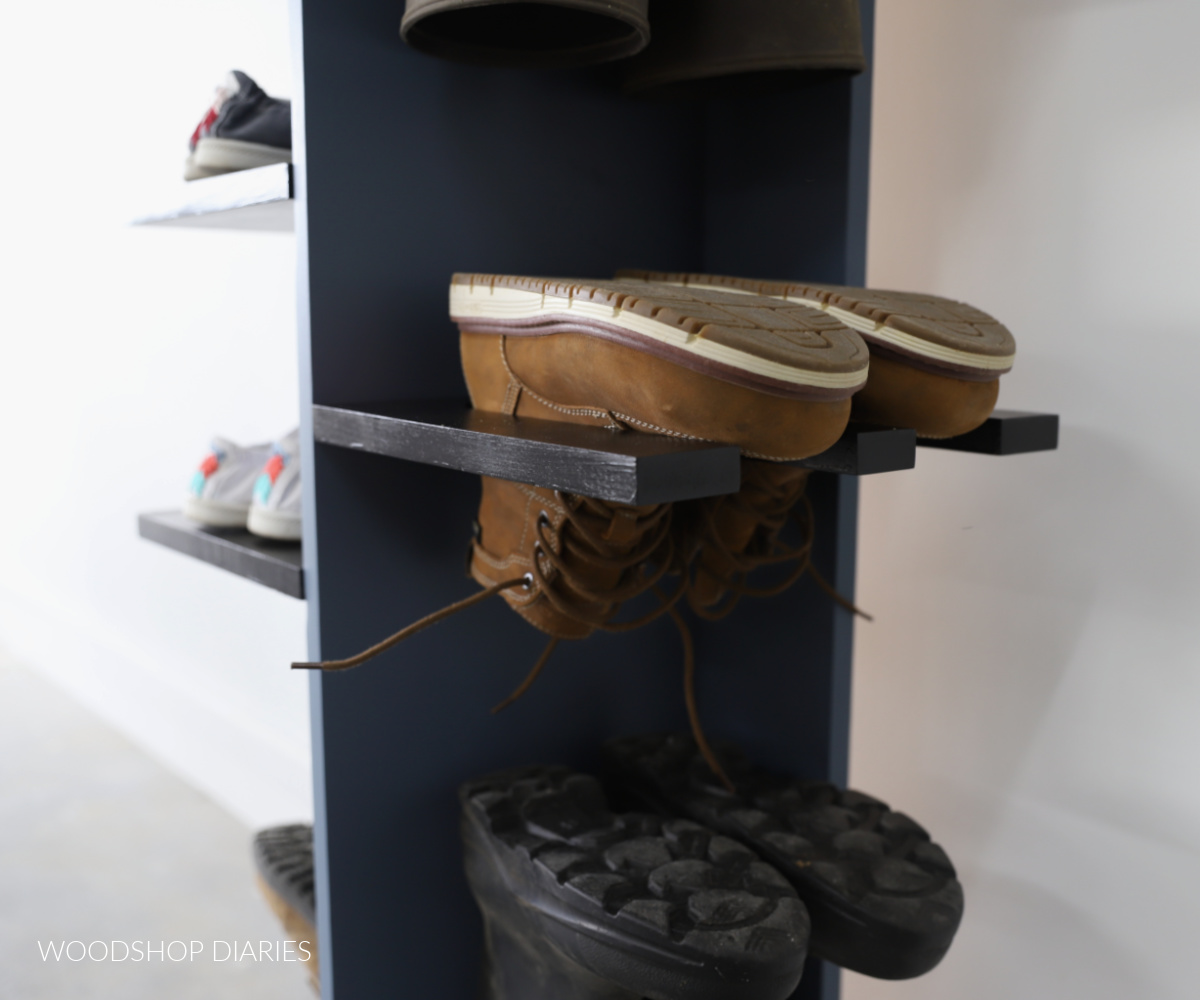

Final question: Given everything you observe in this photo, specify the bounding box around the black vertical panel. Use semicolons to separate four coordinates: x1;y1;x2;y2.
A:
294;1;874;999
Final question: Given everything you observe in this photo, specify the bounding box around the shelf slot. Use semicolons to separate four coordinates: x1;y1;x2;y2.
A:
918;409;1059;456
132;163;293;231
138;511;304;598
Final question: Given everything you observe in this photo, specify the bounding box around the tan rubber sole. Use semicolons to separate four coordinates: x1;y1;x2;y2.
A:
616;270;1014;437
615;270;1014;378
451;274;868;402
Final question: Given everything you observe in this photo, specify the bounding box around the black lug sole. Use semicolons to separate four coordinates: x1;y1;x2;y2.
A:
602;735;964;980
461;765;810;1000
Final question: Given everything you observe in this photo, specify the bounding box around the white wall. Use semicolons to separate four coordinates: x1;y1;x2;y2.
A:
3;0;1197;991
0;0;310;828
849;2;1200;998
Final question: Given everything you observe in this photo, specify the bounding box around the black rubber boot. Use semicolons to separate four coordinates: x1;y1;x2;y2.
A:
603;735;964;980
460;765;810;1000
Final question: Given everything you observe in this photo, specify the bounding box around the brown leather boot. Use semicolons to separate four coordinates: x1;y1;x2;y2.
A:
454;274;869;462
677;460;815;618
400;0;650;69
622;0;866;100
470;476;678;640
618;271;1016;439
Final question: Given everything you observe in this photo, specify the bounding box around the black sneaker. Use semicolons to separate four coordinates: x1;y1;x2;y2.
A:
461;766;810;1000
185;71;291;181
603;735;964;980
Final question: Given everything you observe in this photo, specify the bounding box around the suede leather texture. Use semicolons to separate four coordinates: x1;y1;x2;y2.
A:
470;477;670;639
617;270;1014;438
851;355;1001;439
683;462;811;610
460;332;853;462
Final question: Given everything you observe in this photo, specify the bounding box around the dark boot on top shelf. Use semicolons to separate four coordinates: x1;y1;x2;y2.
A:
621;0;866;101
400;0;650;69
603;734;965;981
461;765;810;1000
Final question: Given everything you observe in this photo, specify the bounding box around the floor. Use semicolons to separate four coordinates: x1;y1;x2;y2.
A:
0;653;312;1000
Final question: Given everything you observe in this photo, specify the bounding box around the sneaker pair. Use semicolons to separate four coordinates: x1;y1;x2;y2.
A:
184;430;301;541
184;71;291;182
463;733;963;1000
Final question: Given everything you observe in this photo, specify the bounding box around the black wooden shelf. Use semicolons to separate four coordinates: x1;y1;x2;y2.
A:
138;511;304;598
312;400;919;504
313;400;739;504
793;425;916;476
132;163;293;231
919;409;1059;456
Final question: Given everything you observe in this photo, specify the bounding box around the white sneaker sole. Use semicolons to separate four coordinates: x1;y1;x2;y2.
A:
248;506;302;542
183;496;250;528
184;137;291;181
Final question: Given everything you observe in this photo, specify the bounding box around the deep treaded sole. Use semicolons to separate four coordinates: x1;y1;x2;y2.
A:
253;824;316;926
603;735;965;980
252;824;318;990
460;766;809;1000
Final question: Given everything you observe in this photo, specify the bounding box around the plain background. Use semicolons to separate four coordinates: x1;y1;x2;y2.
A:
0;1;1198;998
0;0;308;826
851;1;1200;998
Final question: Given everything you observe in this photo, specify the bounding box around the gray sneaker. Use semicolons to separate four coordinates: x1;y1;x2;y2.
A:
184;71;291;181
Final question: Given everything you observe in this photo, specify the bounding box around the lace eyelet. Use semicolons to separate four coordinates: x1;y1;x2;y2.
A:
522;573;534;590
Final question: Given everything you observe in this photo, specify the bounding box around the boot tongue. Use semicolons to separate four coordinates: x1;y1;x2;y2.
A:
601;506;642;546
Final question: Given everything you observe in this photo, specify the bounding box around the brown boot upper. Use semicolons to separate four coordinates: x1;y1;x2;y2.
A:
680;461;813;616
454;274;870;461
616;270;1016;438
470;476;678;639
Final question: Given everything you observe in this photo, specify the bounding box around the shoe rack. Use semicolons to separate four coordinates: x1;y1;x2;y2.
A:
134;1;1057;997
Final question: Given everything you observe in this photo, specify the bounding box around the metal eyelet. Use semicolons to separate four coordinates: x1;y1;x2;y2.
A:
522;573;534;590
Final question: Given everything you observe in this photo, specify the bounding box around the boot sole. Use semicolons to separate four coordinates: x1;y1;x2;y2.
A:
603;735;964;981
187;136;291;179
451;275;868;401
615;271;1014;379
616;271;1013;438
461;765;810;1000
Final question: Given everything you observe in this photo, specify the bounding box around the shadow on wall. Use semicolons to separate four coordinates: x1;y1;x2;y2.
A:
851;1;1200;997
860;870;1149;1000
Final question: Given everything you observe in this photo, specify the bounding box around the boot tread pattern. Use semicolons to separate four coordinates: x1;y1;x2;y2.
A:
462;766;810;959
603;736;964;938
252;823;316;925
